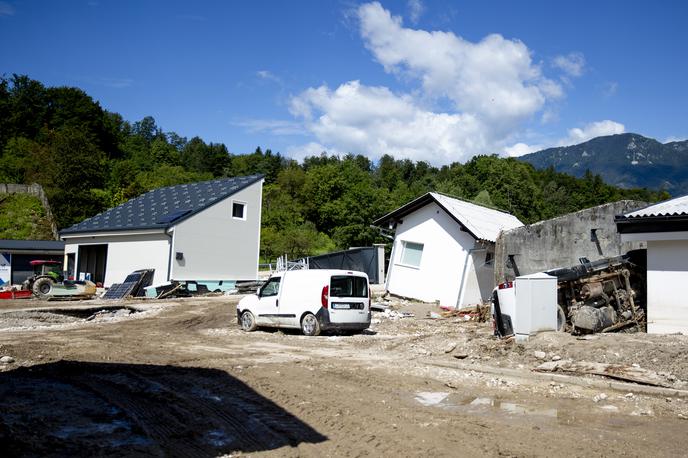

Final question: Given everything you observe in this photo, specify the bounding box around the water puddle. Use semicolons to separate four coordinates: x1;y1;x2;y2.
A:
415;392;450;407
411;391;645;429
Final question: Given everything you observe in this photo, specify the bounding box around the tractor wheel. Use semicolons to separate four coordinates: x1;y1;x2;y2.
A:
32;277;55;299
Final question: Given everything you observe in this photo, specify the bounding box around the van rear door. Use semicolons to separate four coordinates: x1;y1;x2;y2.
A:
327;274;369;324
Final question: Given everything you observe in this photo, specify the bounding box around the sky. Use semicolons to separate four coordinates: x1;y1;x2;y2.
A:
1;0;687;165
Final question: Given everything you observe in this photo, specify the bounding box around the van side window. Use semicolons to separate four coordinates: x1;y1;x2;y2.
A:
259;277;281;297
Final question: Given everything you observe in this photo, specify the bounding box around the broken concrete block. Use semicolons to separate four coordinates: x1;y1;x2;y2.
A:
533;350;547;360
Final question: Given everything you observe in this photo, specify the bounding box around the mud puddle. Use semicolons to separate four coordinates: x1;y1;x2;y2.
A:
412;391;650;429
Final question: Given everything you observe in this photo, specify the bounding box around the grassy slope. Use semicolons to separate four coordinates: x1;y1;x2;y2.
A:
0;193;55;240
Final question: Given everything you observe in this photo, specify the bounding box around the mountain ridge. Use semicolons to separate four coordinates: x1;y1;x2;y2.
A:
519;133;688;193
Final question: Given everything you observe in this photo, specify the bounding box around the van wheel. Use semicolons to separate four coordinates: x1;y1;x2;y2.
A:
301;313;321;336
240;311;257;332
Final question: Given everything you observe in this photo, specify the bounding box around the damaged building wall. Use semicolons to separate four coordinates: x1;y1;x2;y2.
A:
494;200;647;284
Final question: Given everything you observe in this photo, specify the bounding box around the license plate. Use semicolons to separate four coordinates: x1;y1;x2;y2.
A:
332;302;351;309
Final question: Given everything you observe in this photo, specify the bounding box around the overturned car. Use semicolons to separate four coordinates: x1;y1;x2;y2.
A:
493;250;647;336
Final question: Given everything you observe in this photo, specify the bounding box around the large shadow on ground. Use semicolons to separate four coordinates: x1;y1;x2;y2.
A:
0;361;327;457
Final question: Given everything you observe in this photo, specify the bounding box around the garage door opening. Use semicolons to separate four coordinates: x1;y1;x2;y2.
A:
78;245;108;284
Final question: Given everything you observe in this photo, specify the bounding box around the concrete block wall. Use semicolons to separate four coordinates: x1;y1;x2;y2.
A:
494;200;647;284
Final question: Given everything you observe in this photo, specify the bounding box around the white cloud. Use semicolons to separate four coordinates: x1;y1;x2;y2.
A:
256;70;281;84
506;120;626;156
282;2;584;164
561;120;625;145
504;142;543;157
0;1;15;16
290;81;487;164
357;2;561;130
232;118;303;136
602;81;618;98
663;135;687;144
407;0;424;24
286;142;342;162
552;52;586;77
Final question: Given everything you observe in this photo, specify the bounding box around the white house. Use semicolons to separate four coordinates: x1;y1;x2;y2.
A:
60;175;263;287
374;192;523;308
616;195;688;334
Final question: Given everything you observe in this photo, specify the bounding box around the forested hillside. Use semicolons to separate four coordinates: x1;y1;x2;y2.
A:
0;75;669;261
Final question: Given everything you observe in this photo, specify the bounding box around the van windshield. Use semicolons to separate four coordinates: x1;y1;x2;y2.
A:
330;276;368;298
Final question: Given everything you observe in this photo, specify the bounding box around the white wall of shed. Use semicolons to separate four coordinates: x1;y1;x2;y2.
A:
171;180;262;281
63;233;170;287
385;202;492;308
646;239;688;334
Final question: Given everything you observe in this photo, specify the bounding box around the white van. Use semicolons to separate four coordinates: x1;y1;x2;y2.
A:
236;269;371;336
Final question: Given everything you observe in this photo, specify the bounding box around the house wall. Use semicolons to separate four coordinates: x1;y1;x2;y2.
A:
385;202;492;308
171;179;262;281
646;239;688;334
63;232;170;287
495;200;646;284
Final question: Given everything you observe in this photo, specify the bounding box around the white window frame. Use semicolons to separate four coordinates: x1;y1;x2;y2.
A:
397;240;424;269
231;200;247;221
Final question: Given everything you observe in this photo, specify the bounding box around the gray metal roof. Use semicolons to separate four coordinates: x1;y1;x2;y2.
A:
623;194;688;218
431;193;524;242
60;175;263;236
0;239;65;251
373;192;523;243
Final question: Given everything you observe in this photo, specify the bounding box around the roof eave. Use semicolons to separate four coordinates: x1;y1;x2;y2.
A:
372;192;481;241
60;227;169;238
372;193;435;227
615;213;688;234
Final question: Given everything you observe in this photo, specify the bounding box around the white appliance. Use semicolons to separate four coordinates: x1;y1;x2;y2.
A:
513;273;558;341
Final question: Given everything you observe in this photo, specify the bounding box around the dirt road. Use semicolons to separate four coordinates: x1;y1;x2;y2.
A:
0;296;686;457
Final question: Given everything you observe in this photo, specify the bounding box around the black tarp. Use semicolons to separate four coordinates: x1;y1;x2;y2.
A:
305;247;380;284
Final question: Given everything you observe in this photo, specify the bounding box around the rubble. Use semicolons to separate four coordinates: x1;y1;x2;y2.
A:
0;355;15;364
534;360;681;388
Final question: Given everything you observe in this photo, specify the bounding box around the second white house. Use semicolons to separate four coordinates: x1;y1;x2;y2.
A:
374;192;523;309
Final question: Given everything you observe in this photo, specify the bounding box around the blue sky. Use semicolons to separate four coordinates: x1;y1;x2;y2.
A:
1;0;686;164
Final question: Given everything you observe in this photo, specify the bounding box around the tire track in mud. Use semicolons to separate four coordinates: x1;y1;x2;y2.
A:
0;360;327;457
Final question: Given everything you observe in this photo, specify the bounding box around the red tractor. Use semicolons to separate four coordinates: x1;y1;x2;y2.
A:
22;260;64;299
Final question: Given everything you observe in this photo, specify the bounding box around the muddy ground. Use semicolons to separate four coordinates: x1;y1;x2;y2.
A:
0;295;686;457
